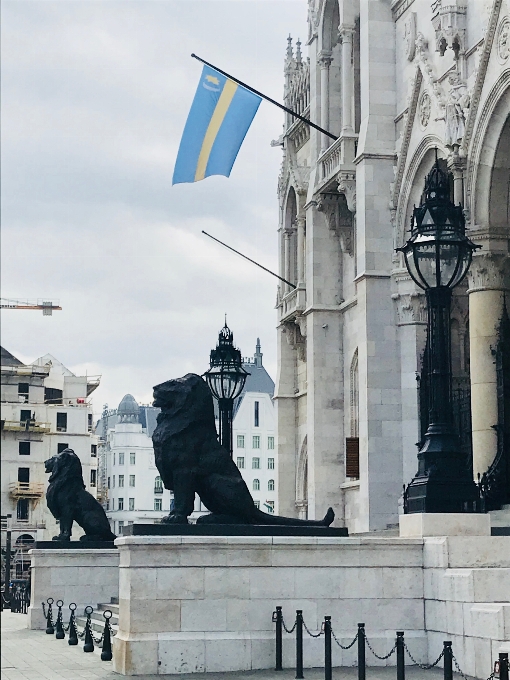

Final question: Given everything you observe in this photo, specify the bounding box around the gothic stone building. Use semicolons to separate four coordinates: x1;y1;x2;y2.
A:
275;0;510;532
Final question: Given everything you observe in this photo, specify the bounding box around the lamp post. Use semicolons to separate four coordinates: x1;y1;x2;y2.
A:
397;153;480;513
203;322;249;457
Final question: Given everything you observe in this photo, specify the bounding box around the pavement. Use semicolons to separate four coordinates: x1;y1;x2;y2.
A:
1;610;461;680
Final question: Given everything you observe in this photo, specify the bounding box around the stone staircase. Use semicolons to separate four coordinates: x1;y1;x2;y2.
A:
490;505;510;534
75;597;119;649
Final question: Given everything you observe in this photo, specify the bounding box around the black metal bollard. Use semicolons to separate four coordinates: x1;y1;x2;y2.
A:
500;653;509;680
357;623;366;680
83;606;94;653
324;616;332;680
443;641;453;680
296;610;304;680
55;600;65;639
396;632;405;680
101;610;113;661
273;606;283;671
45;598;54;634
68;603;78;646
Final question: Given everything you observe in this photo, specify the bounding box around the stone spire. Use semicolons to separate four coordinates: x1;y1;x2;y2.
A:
296;38;302;65
254;338;263;367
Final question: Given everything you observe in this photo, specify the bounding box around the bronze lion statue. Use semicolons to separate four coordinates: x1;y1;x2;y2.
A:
152;373;334;526
45;448;116;542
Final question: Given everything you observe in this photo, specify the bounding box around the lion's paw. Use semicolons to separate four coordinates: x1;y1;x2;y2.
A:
161;513;189;525
52;534;70;542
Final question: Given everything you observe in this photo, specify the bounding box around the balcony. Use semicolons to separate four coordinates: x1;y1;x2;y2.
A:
154;485;164;495
316;134;357;193
1;420;51;433
9;482;45;499
280;287;306;323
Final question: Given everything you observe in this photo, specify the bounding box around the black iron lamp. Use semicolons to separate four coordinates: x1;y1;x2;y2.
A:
397;152;480;513
203;322;249;456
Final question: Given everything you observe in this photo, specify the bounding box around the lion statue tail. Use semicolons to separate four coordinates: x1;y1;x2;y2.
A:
251;506;335;527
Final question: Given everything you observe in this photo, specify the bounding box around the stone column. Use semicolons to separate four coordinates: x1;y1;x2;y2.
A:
467;253;510;478
447;152;465;206
318;51;332;151
339;25;355;135
283;228;291;293
296;215;306;286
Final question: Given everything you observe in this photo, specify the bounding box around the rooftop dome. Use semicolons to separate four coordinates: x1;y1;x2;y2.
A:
118;394;139;423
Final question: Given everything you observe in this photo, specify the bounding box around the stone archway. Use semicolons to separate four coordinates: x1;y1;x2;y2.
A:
295;435;308;519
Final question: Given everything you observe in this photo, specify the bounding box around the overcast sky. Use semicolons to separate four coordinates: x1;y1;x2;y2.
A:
1;0;307;415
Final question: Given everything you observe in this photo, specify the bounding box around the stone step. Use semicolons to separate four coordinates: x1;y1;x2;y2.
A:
490;505;510;528
426;600;510;641
425;536;510;568
426;567;510;603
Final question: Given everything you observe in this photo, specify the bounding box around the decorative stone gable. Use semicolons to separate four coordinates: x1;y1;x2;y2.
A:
431;0;467;58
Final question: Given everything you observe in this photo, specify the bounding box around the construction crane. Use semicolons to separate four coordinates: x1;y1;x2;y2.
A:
0;299;62;316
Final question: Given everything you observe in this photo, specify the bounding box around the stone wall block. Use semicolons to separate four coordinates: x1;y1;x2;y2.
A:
472;568;510;603
204;567;250;599
157;635;205;675
249;567;295;599
113;636;159;676
156;567;204;600
180;600;227;632
204;635;251;672
120;567;157;600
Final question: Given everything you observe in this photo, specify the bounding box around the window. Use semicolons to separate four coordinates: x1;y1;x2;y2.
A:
265;501;275;514
129;475;135;487
20;409;31;423
119;452;124;465
268;457;275;470
118;475;124;488
237;435;245;448
154;476;163;493
56;412;67;432
346;438;360;479
118;520;124;534
18;383;29;402
128;521;133;525
252;436;260;449
88;413;93;432
106;500;110;511
112;475;115;488
252;457;260;469
107;477;111;489
254;401;259;427
130;452;136;465
17;499;29;521
18;468;30;483
254;500;260;509
19;442;30;456
253;479;260;491
113;452;116;466
90;469;97;487
91;444;97;457
118;498;124;510
154;498;162;511
268;436;275;450
128;498;135;511
57;443;69;453
268;479;275;491
236;457;245;469
44;387;62;404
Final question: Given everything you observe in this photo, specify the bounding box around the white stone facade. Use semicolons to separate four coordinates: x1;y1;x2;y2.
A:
1;348;100;556
275;0;510;531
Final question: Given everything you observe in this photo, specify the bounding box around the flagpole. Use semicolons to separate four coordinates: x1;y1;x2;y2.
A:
191;54;338;141
202;231;297;290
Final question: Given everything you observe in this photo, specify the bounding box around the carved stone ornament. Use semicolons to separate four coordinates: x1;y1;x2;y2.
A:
392;292;428;326
337;171;356;214
467;253;510;294
419;91;431;128
317;192;354;256
440;72;470;147
497;16;510;63
283;320;307;362
432;1;467;58
404;12;417;61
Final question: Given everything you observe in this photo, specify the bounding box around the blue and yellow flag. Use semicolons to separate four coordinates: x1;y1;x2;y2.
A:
172;66;262;185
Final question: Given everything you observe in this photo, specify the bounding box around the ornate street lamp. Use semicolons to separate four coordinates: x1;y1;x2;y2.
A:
397;153;480;513
203;322;249;456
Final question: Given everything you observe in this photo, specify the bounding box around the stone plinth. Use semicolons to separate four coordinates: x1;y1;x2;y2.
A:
399;513;491;538
113;535;427;675
27;548;119;630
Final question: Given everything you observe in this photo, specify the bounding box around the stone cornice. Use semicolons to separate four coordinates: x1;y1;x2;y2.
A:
391;0;416;21
391;292;428;326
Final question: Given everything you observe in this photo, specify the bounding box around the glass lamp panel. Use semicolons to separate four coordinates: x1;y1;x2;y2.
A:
450;245;472;288
403;248;426;289
414;240;438;288
438;243;461;287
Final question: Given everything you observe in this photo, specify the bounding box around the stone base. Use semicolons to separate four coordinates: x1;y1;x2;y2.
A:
27;548;119;630
113;535;427;675
399;513;491;538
